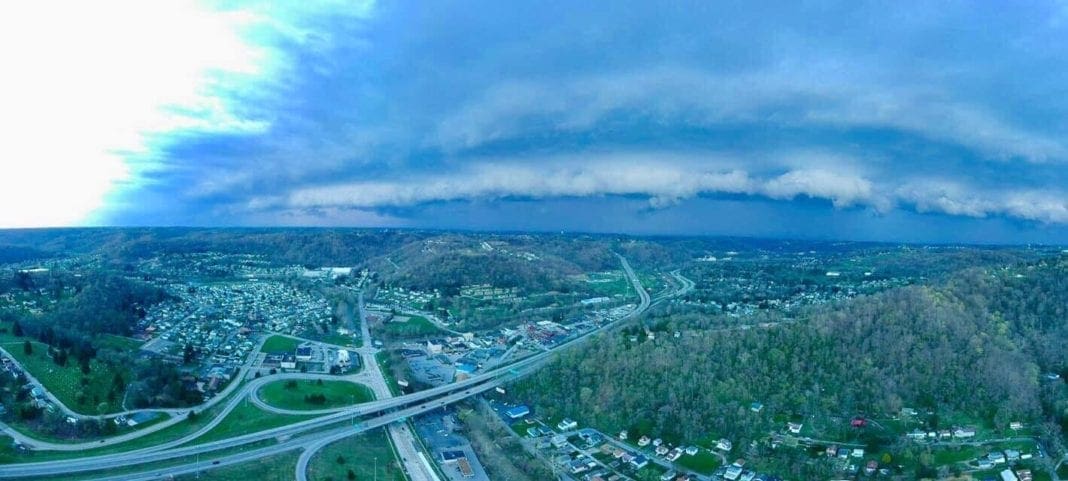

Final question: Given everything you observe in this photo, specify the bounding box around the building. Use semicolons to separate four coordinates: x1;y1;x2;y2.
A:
295;346;313;362
505;405;530;419
280;354;296;370
557;418;578;431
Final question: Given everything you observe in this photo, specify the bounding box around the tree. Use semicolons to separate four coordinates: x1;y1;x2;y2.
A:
347;469;356;480
22;340;32;356
12;320;22;337
336;454;346;464
182;343;195;364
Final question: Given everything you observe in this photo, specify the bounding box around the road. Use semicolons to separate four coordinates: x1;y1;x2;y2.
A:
1;255;665;480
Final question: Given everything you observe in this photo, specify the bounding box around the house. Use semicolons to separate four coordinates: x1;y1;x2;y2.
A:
568;459;590;474
716;439;733;451
988;452;1007;464
750;402;764;413
655;445;669;456
1009;421;1024;430
505;405;530;419
280;354;296;369
618;431;628;440
953;427;977;438
685;445;699;456
668;448;683;461
1000;469;1018;481
850;417;867;428
787;422;803;434
295;345;313;361
661;471;677;481
638;435;651;447
652;438;663;447
1005;449;1021;461
851;448;864;458
907;429;926;440
557;418;578;431
551;435;568;448
1015;469;1033;481
724;465;743;481
630;455;649;469
865;460;878;475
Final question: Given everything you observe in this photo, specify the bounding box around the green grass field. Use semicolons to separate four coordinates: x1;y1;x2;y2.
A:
380;315;442;337
306;428;408;481
259;379;374;411
675;449;721;474
1;340;127;415
261;335;302;353
193;402;312;444
95;334;144;352
318;332;361;348
174;451;300;481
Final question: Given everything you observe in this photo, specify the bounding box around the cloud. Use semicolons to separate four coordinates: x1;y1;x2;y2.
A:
434;67;1068;164
285;155;756;208
896;181;1068;224
280;154;896;215
31;0;1065;239
763;170;881;209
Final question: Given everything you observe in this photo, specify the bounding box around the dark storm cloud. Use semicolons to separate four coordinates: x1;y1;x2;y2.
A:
101;1;1068;241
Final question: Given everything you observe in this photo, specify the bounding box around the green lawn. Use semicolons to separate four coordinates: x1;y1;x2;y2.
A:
175;451;300;481
319;332;362;348
2;340;127;415
380;315;442;337
259;379;374;411
306;428;408;481
261;335;302;353
193;402;313;444
931;445;980;465
376;352;402;396
675;449;721;474
95;334;144;352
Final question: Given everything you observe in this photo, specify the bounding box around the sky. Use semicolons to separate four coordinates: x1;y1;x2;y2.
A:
2;1;1068;244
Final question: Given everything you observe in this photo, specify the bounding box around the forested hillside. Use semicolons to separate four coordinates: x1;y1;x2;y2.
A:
512;256;1068;460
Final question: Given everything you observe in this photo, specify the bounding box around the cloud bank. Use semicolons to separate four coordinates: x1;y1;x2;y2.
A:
9;1;1068;241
